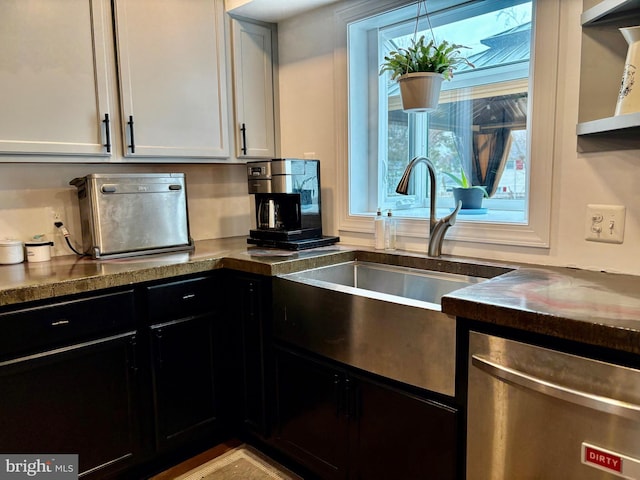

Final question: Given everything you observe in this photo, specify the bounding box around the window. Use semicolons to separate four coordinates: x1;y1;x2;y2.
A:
344;0;559;248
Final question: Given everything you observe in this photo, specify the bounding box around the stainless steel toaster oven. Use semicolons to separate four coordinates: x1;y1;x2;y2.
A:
70;173;194;259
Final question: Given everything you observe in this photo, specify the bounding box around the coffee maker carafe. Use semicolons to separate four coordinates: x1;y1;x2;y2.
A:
246;159;338;250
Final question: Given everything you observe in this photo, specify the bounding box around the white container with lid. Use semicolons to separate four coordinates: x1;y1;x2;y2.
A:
0;240;25;264
25;241;53;263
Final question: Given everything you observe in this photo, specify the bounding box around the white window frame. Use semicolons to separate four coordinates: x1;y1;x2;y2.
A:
335;0;560;248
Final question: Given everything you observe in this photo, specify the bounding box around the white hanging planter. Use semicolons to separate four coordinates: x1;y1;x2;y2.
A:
397;72;445;112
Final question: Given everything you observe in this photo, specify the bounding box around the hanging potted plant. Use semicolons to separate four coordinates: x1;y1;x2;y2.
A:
443;166;488;210
379;35;474;112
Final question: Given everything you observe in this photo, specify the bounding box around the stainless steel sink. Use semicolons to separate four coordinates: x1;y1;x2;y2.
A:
281;261;484;307
273;261;488;396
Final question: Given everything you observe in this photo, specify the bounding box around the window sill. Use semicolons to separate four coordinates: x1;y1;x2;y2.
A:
392;206;526;224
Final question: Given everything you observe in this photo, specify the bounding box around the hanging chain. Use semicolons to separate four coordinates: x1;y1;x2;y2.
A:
407;0;438;76
412;0;437;45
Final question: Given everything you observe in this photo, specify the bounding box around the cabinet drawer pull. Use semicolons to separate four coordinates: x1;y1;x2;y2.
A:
182;293;196;300
51;319;70;326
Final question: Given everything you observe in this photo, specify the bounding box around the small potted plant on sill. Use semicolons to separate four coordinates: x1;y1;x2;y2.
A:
379;35;474;112
443;167;488;210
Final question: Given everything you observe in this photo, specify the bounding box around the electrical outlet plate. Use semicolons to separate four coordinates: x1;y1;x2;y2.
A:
585;204;626;244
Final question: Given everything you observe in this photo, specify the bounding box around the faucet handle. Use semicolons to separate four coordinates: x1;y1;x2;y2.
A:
444;200;462;226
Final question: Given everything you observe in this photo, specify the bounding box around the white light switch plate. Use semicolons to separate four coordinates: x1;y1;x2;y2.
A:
585;204;626;244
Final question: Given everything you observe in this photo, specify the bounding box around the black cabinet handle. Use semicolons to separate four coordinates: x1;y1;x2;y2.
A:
334;373;341;418
247;281;257;317
154;329;163;367
240;123;247;155
128;115;136;153
344;377;352;420
103;113;111;153
128;335;138;374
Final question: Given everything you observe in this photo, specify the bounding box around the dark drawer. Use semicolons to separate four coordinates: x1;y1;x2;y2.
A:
146;276;217;323
0;290;136;361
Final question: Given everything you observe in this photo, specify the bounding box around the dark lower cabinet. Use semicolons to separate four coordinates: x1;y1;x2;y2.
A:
273;345;458;480
145;275;222;453
0;290;139;479
274;346;349;479
0;275;227;480
0;334;138;476
149;315;217;451
352;377;458;480
227;272;272;439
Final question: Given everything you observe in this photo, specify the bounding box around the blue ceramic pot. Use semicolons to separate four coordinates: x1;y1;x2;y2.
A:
453;187;484;209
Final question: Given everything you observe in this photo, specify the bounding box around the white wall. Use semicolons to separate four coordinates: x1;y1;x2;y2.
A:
277;0;640;275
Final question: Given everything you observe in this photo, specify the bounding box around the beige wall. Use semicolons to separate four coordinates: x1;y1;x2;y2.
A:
0;163;251;258
277;0;640;275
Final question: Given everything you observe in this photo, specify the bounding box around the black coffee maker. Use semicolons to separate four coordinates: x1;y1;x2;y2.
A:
246;159;338;250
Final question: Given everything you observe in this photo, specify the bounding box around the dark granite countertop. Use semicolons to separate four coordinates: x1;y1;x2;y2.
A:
0;237;355;307
442;266;640;354
0;236;638;355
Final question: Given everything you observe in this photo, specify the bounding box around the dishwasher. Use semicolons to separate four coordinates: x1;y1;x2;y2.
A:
467;331;640;479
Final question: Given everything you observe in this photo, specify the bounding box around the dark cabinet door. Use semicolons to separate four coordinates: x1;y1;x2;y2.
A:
0;332;139;478
234;274;271;437
272;346;459;480
352;377;459;480
273;346;349;480
150;314;217;451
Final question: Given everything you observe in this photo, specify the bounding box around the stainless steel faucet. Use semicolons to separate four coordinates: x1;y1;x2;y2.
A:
395;156;462;257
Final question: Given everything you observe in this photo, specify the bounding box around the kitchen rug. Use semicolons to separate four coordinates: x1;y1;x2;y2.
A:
174;444;302;480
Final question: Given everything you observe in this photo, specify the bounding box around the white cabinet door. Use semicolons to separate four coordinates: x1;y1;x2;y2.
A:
231;19;276;158
114;0;230;159
0;0;113;157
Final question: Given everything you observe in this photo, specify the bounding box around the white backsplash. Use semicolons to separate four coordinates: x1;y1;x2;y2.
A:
0;206;57;244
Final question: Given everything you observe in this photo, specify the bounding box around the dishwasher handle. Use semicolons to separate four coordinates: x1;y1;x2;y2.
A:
472;354;640;422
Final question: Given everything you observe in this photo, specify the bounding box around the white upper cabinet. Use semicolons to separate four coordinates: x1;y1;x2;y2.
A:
114;0;230;159
0;0;113;157
231;18;276;159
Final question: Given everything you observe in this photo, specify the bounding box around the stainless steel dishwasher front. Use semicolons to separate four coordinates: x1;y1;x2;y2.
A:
467;331;640;480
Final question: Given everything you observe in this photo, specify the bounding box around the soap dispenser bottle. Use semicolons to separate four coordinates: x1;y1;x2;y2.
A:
374;208;385;250
384;209;396;251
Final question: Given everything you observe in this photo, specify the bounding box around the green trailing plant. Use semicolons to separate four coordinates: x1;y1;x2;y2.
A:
443;167;488;198
379;35;475;81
